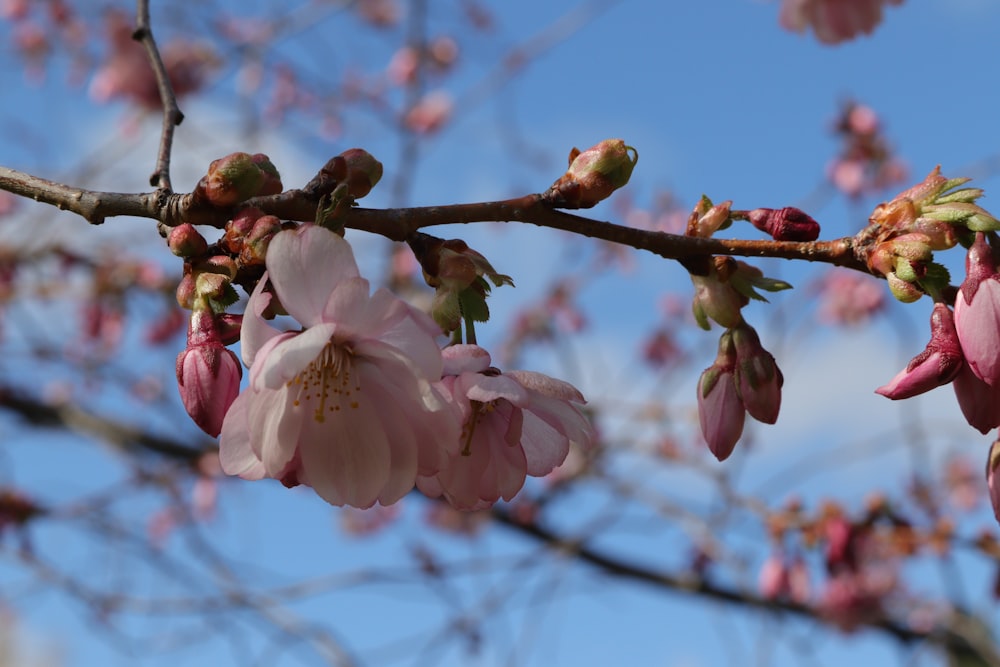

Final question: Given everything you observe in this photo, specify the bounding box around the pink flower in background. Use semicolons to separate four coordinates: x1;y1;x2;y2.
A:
779;0;903;45
816;269;884;325
404;91;453;134
220;224;460;508
417;345;593;511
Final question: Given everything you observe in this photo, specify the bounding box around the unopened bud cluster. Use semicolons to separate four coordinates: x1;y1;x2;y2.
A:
860;166;999;303
697;323;783;461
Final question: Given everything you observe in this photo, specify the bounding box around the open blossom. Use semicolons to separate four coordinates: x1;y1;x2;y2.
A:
416;345;593;511
779;0;903;45
219;224;461;508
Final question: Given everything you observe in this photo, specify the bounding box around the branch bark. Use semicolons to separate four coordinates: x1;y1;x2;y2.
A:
0;165;866;271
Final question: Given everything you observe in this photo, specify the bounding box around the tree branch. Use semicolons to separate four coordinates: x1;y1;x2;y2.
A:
0;165;865;270
133;0;185;190
490;508;1000;664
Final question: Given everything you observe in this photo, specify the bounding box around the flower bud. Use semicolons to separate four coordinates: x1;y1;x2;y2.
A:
886;271;923;303
545;139;638;209
176;310;242;437
340;148;383;199
222;207;265;255
175;273;196;309
952;362;1000;434
747;207;820;242
251;153;283;196
955;233;1000;386
876;303;964;400
731;324;783;424
688;196;732;238
697;331;746;461
167;223;208;257
240;215;283;266
197;152;283;207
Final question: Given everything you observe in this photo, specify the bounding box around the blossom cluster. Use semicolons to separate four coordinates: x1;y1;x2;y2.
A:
215;225;592;509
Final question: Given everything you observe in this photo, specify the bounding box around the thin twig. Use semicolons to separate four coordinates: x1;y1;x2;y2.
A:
133;0;185;191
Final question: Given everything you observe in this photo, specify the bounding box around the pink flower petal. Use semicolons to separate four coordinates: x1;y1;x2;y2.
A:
266;225;360;328
298;395;392;508
257;323;337;390
218;392;266;480
241;271;281;367
442;344;492;375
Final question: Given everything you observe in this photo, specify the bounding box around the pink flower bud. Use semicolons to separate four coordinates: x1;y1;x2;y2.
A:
952;362;1000;434
732;324;783;424
222;207;265;255
955;233;1000;386
176;311;242;437
747;207;820;241
175;273;196;309
875;303;964;400
340;148;383;199
545;139;638;209
688;197;732;238
167;223;208;257
697;332;746;461
196;152;283;207
240;215;283;266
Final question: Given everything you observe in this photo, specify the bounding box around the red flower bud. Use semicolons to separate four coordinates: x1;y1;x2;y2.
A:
747;207;820;241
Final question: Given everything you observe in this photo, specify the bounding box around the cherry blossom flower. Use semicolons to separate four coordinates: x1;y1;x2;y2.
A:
416;345;593;511
779;0;903;45
219;224;461;508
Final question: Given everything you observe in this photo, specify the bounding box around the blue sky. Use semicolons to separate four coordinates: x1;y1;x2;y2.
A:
2;1;1000;666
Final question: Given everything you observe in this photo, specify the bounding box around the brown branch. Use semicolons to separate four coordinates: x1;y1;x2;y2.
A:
0;385;208;462
133;0;185;190
0;165;864;270
490;508;1000;664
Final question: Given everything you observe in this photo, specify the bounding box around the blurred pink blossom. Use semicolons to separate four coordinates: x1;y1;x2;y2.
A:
779;0;903;45
816;269;884;325
90;11;217;109
404;91;453;134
